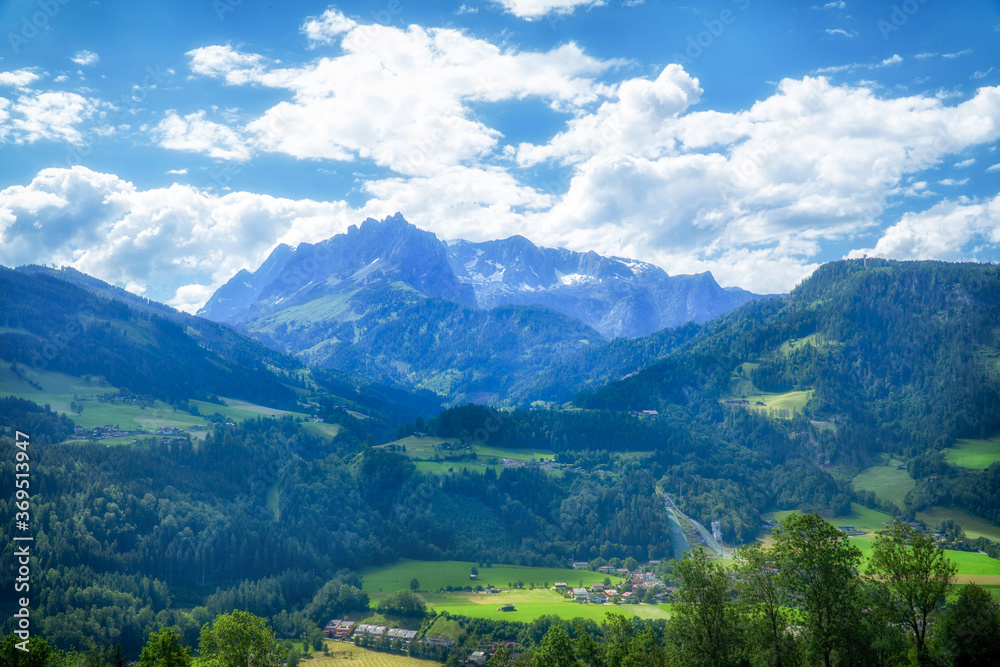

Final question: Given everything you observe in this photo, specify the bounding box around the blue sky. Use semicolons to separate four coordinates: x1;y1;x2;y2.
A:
0;0;998;310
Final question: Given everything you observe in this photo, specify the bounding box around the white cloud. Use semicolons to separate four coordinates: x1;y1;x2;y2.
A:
987;163;1000;172
166;168;188;175
849;195;1000;261
0;69;41;87
181;24;620;175
943;49;973;59
814;53;903;74
2;91;102;144
938;178;969;186
515;77;1000;292
71;50;100;67
156;110;252;161
517;64;702;166
825;28;854;38
954;158;975;168
301;7;358;46
0;167;360;311
493;0;605;20
822;1;846;8
457;4;479;14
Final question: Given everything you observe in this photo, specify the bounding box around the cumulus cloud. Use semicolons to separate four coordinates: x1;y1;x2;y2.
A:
156;110;253;161
301;7;358;45
514;77;1000;292
0;167;360;311
0;91;103;144
0;69;42;87
179;24;620;175
849;195;1000;261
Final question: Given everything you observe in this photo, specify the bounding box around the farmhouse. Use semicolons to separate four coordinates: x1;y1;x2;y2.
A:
572;587;589;601
554;582;568;590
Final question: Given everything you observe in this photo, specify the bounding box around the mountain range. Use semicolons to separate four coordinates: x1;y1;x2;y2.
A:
198;214;764;402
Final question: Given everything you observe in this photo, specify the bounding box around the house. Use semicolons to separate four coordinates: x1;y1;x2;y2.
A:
335;621;355;638
572;561;589;570
355;624;386;638
554;582;568;590
324;619;342;638
642;410;659;416
497;604;516;612
469;650;488;666
591;582;605;592
572;587;589;601
420;637;456;648
469;573;478;580
386;628;418;643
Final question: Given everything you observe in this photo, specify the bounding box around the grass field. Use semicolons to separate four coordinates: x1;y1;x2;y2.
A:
360;560;616;598
303;641;439;667
423;588;672;623
851;460;914;508
742;390;814;416
765;503;892;534
763;505;1000;583
944;436;1000;470
375;437;558;477
915;506;1000;543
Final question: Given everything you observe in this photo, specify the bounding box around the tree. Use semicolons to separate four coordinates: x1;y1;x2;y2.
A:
533;625;580;667
772;513;862;667
1;634;58;667
375;590;427;618
410;578;420;591
734;544;795;667
138;628;192;667
624;557;639;572
111;644;128;667
935;584;1000;666
867;520;956;661
671;549;742;667
488;645;515;667
198;611;285;667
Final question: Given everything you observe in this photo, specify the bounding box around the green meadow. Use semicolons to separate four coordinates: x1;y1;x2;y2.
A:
765;504;1000;582
851;460;915;508
766;503;891;534
915;505;1000;543
945;436;1000;470
376;436;560;477
360;560;616;599
423;588;672;623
